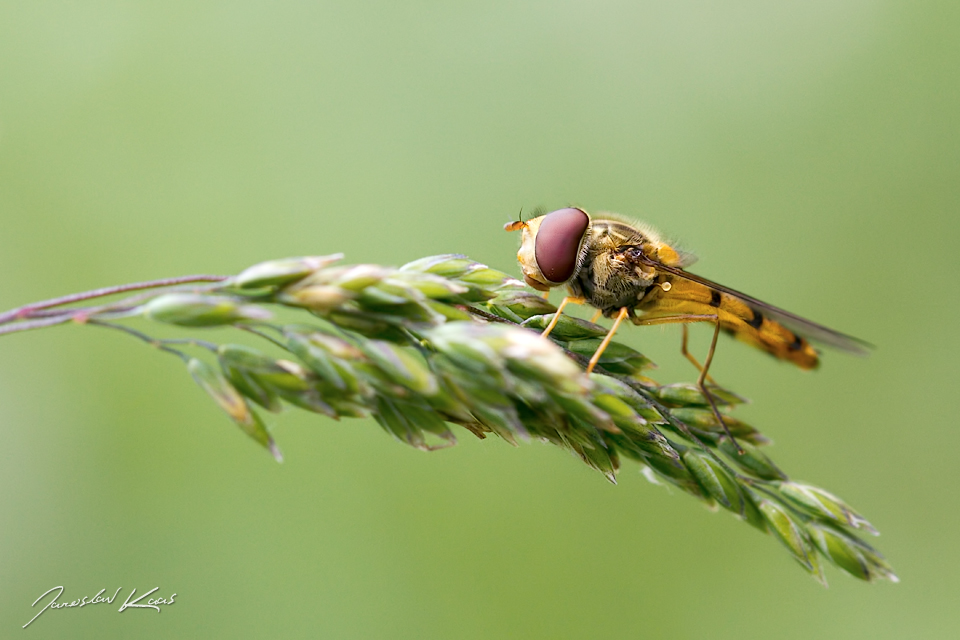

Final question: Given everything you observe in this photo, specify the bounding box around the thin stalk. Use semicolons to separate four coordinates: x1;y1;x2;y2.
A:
236;324;291;351
0;275;229;325
0;315;77;336
1;281;230;331
86;319;193;361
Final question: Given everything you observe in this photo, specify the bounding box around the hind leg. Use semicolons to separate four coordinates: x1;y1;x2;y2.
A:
635;314;743;454
681;325;718;386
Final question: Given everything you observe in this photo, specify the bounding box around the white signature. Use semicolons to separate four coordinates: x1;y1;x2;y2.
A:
23;586;176;628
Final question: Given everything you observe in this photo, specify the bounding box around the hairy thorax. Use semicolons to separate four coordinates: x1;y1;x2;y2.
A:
567;231;660;317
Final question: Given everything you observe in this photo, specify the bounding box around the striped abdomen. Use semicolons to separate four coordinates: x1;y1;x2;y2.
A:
639;278;820;369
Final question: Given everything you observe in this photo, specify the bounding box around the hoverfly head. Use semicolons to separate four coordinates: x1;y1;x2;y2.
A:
508;207;591;291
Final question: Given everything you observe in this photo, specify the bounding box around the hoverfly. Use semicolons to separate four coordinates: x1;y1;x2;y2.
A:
505;207;871;450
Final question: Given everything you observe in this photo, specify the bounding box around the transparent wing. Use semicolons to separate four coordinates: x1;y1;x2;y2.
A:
637;255;873;356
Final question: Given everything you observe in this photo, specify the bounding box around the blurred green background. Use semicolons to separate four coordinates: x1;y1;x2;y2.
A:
1;1;958;638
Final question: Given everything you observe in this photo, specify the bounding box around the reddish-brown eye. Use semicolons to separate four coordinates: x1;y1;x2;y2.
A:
534;208;590;283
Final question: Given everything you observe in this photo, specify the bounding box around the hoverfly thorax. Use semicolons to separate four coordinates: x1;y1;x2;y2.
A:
504;207;591;291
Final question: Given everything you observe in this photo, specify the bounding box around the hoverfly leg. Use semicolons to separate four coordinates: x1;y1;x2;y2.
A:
634;314;743;455
681;325;717;386
586;307;630;373
697;318;744;455
590;309;603;323
540;296;585;340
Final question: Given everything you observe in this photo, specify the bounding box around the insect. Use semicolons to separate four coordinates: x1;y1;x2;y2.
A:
505;207;871;451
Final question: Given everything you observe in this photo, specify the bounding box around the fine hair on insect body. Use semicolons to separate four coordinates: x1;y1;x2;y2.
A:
506;207;871;453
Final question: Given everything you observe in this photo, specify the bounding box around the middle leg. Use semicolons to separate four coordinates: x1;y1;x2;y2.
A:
586;307;630;373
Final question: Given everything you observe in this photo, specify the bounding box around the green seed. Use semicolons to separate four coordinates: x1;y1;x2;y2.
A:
144;294;271;326
233;254;343;289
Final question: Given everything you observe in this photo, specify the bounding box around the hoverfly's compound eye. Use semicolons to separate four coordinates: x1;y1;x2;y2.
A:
534;208;590;283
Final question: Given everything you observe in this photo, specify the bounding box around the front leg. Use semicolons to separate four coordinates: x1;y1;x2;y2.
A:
540;296;586;339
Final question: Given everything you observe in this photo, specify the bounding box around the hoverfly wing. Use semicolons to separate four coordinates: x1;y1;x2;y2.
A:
636;255;873;356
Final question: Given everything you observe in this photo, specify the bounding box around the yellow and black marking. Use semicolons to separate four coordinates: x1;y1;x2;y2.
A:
508;208;866;369
639;277;820;369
